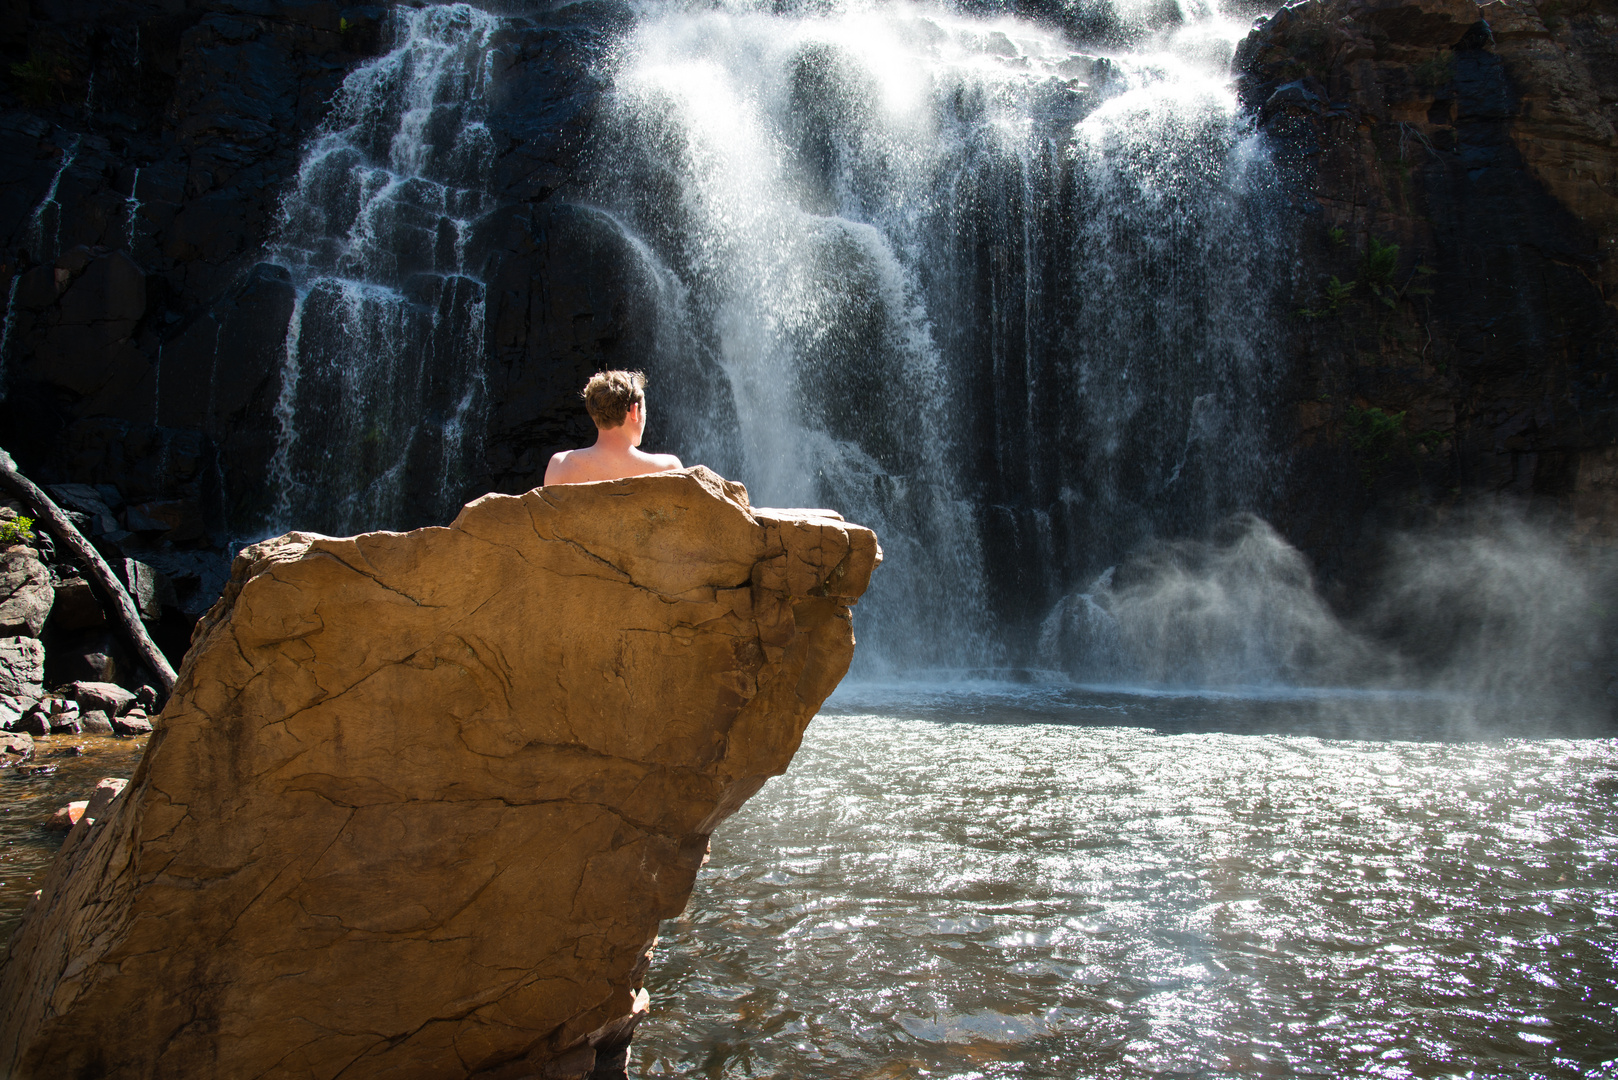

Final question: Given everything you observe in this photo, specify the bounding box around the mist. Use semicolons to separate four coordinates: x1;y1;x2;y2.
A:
1038;507;1618;721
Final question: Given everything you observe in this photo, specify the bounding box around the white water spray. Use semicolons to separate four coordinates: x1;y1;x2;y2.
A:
594;0;1285;670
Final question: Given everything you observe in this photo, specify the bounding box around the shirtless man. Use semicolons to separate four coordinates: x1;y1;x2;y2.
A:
543;369;683;486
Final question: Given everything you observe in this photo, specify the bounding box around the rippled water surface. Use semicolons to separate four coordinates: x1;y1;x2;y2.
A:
635;683;1618;1078
0;735;147;938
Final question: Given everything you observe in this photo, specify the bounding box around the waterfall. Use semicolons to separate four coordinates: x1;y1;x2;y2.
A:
26;135;82;268
0;275;20;404
124;167;143;251
262;4;497;536
592;0;1290;673
253;0;1295;679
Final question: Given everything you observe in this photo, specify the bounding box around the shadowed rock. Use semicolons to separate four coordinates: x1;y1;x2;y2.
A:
0;467;879;1079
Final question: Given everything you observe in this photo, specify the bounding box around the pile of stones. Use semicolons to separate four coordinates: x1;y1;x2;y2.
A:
0;494;171;766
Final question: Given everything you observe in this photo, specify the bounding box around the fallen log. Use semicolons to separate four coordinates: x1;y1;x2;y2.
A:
0;447;177;694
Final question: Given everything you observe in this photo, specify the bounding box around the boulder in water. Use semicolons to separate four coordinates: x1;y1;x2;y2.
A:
67;681;136;717
0;468;879;1080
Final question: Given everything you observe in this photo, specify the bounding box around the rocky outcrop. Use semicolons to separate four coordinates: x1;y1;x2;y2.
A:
0;636;45;715
0;468;880;1080
0;545;53;637
1237;0;1618;570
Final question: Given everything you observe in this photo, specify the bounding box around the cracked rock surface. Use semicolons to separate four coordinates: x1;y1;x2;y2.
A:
0;467;880;1080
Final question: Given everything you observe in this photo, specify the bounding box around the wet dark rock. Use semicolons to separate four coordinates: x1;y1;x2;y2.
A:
44;484;115;521
115;559;178;620
46;633;121;686
77;710;115;736
46;578;104;632
0;733;34;766
134;684;157;711
49;716;84;736
11;707;49;737
109;714;152;737
44;802;84;831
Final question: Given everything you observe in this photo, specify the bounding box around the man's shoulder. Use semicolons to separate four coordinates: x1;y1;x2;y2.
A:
648;452;684;472
544;447;589;486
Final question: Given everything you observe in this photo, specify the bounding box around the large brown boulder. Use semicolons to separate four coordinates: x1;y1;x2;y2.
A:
0;468;879;1079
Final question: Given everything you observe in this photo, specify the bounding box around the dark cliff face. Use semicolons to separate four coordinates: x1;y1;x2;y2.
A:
2;0;1615;655
0;0;646;648
1236;0;1618;584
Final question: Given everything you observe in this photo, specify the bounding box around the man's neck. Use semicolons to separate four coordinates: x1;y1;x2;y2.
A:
592;428;638;456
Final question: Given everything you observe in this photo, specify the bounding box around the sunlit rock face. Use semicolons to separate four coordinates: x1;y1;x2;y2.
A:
0;467;879;1080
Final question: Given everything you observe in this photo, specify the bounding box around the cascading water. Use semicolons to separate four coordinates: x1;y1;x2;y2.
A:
591;0;1292;675
263;5;497;536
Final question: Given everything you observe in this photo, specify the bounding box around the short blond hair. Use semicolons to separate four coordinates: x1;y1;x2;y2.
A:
581;370;646;428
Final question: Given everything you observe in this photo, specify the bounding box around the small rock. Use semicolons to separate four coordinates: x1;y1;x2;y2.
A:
50;716;85;736
49;697;80;716
135;684;158;711
0;698;20;731
110;715;152;737
1;730;33;763
53;745;85;757
70;681;136;716
78;710;115;736
85;777;128;817
13;705;51;737
58;643;119;684
21;763;58;777
45;801;88;831
45;484;114;520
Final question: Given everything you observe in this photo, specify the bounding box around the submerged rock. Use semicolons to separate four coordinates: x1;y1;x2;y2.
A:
0;468;879;1080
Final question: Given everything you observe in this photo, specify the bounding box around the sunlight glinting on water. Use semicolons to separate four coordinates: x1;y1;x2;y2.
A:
636;702;1618;1078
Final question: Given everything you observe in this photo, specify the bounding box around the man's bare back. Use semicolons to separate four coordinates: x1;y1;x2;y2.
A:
544;373;683;486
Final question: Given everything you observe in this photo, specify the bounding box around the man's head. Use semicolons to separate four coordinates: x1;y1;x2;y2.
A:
582;370;647;430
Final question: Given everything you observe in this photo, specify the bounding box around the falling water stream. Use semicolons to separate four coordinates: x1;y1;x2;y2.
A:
264;5;497;535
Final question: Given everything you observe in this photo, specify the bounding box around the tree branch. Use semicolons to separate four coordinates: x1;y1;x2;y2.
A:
0;447;177;694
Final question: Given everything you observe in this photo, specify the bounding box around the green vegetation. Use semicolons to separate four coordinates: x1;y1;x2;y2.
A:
1413;429;1450;452
0;515;37;545
1345;405;1407;484
1361;236;1401;303
1298;275;1357;319
1299;233;1439;319
8;54;74;107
